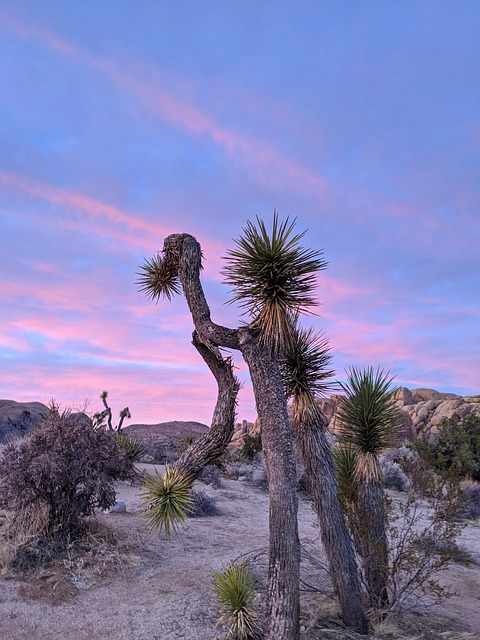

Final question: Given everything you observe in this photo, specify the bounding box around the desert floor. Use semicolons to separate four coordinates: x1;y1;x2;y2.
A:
1;464;479;640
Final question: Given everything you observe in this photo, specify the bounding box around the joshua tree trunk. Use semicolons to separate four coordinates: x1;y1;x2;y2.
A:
357;479;389;609
175;331;239;480
161;233;301;640
240;334;300;640
297;421;369;634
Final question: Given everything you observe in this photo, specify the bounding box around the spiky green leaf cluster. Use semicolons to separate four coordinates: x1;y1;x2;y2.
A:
137;253;181;302
213;562;259;639
115;432;145;463
333;444;360;509
280;325;335;426
141;466;193;536
336;367;403;479
223;214;327;352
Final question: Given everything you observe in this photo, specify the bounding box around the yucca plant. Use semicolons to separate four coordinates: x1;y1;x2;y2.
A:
115;432;145;464
223;213;327;352
280;325;369;633
213;562;259;639
336;367;403;481
335;367;403;610
280;324;335;425
141;466;193;537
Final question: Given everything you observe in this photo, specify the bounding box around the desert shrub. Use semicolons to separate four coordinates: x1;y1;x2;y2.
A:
380;459;410;492
0;404;134;542
213;561;260;639
413;414;480;481
152;441;177;464
239;432;262;461
458;482;480;520
386;479;467;612
189;489;219;517
199;464;223;488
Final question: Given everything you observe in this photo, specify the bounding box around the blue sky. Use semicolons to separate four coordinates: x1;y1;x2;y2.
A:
0;2;478;424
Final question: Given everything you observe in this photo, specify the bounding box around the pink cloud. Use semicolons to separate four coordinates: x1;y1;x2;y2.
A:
0;12;328;200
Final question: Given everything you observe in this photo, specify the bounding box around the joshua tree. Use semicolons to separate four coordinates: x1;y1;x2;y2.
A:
336;367;403;610
93;390;131;431
281;326;369;633
138;215;324;640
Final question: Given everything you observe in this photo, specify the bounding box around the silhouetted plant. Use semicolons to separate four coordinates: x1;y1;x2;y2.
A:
93;391;131;432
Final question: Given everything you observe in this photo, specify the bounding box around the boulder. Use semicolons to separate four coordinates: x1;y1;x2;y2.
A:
0;400;49;443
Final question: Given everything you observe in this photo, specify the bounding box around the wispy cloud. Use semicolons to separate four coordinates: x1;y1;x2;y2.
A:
0;11;328;200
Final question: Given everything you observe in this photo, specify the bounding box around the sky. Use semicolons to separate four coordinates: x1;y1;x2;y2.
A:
0;2;479;426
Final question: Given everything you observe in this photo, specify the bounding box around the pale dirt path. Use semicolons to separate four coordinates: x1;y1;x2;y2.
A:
0;472;319;640
1;470;479;639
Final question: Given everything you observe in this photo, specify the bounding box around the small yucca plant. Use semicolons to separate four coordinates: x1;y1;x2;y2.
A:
280;324;335;426
141;466;193;537
115;432;145;463
336;367;403;480
223;213;327;352
213;562;259;639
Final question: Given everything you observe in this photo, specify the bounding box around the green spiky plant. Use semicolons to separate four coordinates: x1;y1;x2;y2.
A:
141;466;193;537
115;432;145;464
336;367;403;610
280;324;335;425
336;367;403;481
213;562;260;639
223;213;327;352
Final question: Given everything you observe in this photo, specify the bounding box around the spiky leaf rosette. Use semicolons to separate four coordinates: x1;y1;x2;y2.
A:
213;562;259;640
336;367;403;480
280;325;335;427
115;432;145;463
141;466;193;536
333;444;360;510
137;252;181;302
223;213;327;352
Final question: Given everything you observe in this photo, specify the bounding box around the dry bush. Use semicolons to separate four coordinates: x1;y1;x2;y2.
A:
385;479;467;614
0;403;135;549
189;489;220;517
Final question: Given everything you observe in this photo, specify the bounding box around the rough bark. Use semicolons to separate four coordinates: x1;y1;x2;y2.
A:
297;421;369;634
357;479;390;609
175;331;239;480
162;233;301;640
240;332;300;640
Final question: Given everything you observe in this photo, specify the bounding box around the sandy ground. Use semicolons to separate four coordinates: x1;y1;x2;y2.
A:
1;464;479;640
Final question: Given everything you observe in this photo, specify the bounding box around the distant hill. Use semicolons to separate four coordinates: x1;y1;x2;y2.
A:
124;420;209;441
123;420;209;462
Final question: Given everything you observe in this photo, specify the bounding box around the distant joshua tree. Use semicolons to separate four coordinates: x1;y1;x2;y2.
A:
93;390;131;432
